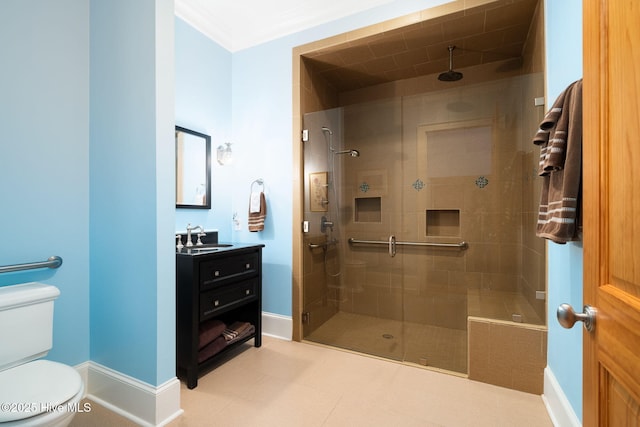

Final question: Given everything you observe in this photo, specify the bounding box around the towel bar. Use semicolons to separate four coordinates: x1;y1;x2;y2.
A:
348;238;468;250
250;178;264;193
0;256;63;274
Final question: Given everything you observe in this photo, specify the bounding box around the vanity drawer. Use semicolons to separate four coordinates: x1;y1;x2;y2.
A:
200;279;258;319
199;252;259;288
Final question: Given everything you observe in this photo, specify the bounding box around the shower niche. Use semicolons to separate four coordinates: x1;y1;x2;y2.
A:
426;209;460;237
354;197;381;222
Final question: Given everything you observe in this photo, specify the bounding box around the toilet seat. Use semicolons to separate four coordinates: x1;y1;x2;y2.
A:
0;360;82;423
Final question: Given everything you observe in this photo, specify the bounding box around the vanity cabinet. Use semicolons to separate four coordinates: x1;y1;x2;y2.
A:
176;244;264;389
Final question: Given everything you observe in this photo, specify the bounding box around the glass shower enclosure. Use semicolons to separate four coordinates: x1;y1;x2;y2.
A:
301;74;546;375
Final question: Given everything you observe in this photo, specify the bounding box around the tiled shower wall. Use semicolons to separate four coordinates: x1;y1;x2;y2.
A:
336;73;546;328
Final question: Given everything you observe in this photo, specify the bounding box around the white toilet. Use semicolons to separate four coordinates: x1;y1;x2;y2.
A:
0;283;84;427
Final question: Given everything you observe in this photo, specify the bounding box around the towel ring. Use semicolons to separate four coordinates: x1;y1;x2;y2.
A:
251;179;264;193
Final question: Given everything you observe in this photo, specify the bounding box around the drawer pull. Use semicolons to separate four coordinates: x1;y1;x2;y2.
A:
245;263;250;269
245;289;250;295
214;270;220;277
213;300;219;307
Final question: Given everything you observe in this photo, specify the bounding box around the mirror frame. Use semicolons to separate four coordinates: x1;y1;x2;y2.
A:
175;126;211;209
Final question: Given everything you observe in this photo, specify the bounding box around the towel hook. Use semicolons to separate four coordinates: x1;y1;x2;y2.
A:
251;178;264;193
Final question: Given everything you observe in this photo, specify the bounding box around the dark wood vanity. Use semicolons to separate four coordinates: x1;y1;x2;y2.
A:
176;243;264;389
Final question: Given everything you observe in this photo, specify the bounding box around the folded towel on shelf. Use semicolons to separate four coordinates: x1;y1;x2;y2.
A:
248;192;267;232
222;321;253;342
198;319;226;349
227;325;255;345
197;336;227;363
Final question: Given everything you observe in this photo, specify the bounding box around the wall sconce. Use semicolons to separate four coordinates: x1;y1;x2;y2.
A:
217;142;233;165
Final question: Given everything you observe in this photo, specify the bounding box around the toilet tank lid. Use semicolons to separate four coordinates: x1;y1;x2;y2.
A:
0;282;60;311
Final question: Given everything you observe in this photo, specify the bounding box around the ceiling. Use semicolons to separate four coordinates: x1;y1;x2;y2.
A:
303;0;539;91
174;0;401;52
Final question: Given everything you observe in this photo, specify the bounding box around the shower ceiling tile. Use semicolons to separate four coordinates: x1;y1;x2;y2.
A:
442;13;486;41
368;34;409;57
403;24;445;50
393;47;429;68
484;0;538;31
414;59;450;76
384;67;420;81
363;56;399;75
303;0;541;92
338;44;375;66
502;23;532;44
462;29;507;53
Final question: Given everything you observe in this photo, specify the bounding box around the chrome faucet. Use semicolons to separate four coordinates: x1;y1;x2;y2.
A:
186;224;205;247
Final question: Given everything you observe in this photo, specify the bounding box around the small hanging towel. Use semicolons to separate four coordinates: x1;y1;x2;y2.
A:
248;191;267;232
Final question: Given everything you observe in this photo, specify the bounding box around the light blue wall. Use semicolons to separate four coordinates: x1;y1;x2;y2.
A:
2;0;175;388
175;17;233;241
230;0;450;316
0;0;90;366
89;0;175;385
544;0;583;420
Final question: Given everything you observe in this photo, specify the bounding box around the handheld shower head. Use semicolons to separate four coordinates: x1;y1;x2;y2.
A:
333;149;360;157
322;126;359;157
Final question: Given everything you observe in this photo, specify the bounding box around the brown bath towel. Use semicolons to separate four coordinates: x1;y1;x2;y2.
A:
222;321;252;341
248;192;267;232
532;79;582;243
198;319;227;349
227;325;255;345
197;335;227;363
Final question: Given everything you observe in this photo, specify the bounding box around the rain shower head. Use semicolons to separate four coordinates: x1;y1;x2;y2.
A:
438;45;463;82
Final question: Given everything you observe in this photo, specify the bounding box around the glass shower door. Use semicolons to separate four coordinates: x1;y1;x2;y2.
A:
301;101;407;361
301;97;471;374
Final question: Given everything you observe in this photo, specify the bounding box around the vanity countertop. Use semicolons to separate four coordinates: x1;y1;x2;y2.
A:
176;242;265;257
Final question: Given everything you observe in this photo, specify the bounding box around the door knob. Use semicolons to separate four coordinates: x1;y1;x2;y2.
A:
557;303;597;332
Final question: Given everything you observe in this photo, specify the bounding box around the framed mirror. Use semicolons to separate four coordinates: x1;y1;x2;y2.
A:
175;126;211;209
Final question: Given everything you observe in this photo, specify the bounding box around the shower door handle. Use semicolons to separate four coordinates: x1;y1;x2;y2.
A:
388;235;396;257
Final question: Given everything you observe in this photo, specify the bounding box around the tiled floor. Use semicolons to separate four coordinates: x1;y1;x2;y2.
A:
71;336;553;426
304;288;543;376
305;311;468;373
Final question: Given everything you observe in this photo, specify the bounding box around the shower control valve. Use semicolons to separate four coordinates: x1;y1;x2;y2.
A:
321;216;334;233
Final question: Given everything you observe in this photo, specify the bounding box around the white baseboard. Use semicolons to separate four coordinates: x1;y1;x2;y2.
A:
262;311;292;340
73;361;90;398
542;367;581;427
86;362;182;426
73;313;290;425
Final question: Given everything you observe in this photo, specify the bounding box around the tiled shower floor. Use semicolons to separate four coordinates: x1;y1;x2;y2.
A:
305;311;468;374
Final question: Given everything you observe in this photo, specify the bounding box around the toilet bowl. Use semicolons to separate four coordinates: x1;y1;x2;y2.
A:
0;283;85;426
0;360;84;427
